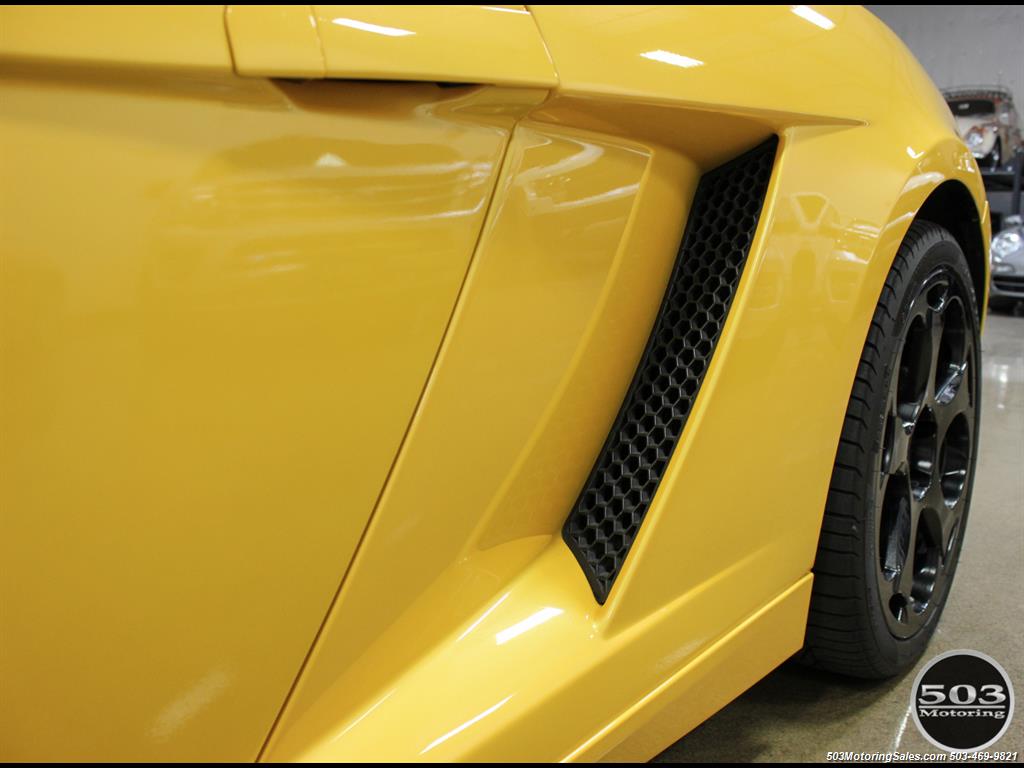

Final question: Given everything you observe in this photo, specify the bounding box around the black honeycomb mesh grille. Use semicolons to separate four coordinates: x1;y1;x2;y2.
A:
562;137;778;603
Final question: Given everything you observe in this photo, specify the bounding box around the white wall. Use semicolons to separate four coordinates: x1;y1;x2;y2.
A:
866;5;1024;109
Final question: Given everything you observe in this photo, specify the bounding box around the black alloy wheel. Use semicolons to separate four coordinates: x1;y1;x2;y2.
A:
876;267;976;638
803;221;981;678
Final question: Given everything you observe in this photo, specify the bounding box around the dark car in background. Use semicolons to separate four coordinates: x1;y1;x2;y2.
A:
944;86;1023;170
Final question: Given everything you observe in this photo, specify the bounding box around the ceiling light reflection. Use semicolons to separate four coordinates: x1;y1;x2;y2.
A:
331;18;415;37
640;49;704;69
494;607;563;645
791;5;835;30
457;592;511;642
420;695;513;754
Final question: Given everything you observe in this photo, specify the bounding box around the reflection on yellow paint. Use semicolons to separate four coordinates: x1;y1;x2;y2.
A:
330;17;415;37
791;5;835;30
149;669;230;743
420;695;514;755
494;607;564;645
640;49;704;69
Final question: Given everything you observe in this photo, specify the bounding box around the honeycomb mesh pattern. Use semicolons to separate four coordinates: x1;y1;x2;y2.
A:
562;137;778;603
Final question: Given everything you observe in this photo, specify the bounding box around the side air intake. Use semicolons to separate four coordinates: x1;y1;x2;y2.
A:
562;137;779;603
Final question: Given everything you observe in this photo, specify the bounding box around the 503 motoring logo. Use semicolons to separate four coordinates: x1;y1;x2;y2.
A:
911;650;1015;752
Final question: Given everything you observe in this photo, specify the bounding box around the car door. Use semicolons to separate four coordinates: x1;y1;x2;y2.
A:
0;5;553;760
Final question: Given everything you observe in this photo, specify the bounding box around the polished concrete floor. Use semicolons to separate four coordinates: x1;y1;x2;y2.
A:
655;310;1024;762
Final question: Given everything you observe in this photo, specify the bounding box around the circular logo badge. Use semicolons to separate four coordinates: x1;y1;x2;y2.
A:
911;650;1014;752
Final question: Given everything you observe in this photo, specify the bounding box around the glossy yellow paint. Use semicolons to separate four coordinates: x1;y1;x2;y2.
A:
530;5;932;125
0;5;232;73
0;48;541;758
226;6;325;78
1;4;989;763
263;120;696;758
261;7;987;762
258;114;796;760
312;5;557;87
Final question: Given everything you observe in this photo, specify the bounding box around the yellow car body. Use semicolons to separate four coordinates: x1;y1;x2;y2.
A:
0;5;988;762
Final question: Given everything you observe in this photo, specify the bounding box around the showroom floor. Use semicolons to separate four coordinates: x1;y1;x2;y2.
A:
655;310;1024;762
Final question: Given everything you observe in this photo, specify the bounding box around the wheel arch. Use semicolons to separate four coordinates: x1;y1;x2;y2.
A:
913;179;988;316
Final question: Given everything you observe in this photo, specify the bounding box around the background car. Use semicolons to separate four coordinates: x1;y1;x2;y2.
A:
990;219;1024;310
944;85;1024;170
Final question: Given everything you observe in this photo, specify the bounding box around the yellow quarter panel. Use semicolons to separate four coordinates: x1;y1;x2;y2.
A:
0;53;523;759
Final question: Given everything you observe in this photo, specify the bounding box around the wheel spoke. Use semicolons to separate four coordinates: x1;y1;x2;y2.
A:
878;471;912;591
882;390;909;479
926;275;951;313
896;499;920;599
936;358;968;407
935;297;969;408
936;496;961;557
925;307;944;402
909;405;937;499
943;512;963;567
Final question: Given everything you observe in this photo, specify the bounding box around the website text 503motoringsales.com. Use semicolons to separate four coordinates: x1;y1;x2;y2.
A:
826;752;1019;762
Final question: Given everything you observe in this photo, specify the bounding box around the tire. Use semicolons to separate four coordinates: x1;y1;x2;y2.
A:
802;221;981;679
